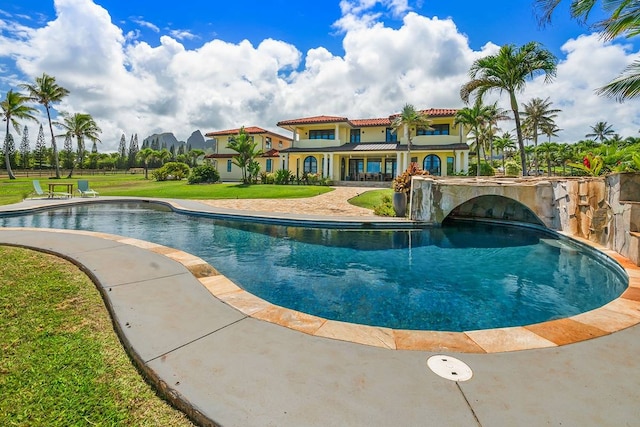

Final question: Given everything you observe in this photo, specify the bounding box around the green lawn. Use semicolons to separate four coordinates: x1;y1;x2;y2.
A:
0;246;195;426
0;174;333;205
348;188;393;210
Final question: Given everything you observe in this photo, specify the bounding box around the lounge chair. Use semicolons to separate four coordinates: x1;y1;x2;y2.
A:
27;180;71;199
77;180;99;197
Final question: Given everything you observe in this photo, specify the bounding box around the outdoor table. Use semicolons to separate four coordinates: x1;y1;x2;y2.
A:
48;183;73;198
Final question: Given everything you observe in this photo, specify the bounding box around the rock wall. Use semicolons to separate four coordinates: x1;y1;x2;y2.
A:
410;173;640;265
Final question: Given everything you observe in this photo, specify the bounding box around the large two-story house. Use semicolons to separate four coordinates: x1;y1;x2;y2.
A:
203;126;292;182
276;109;470;182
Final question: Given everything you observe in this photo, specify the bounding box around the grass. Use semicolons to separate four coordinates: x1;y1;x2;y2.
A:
348;188;393;210
0;246;195;427
0;173;333;206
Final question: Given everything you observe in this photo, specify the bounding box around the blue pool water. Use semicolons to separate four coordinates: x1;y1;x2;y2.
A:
0;202;628;331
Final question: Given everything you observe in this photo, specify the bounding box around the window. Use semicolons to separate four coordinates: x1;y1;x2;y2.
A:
309;129;335;140
417;124;450;135
266;158;272;172
265;137;272;149
385;128;397;142
350;129;361;143
278;141;283;148
423;154;441;176
227;159;232;172
303;156;318;173
447;157;454;175
366;158;381;173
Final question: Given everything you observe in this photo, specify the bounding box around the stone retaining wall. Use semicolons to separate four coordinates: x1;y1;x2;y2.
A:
410;173;640;265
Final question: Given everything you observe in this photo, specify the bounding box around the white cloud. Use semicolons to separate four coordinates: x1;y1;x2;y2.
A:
0;0;639;152
169;29;198;41
132;17;159;33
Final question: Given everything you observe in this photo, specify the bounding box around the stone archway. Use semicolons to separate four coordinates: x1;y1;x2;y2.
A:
443;195;546;226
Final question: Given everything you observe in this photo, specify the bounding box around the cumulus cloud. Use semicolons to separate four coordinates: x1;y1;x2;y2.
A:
0;0;639;152
131;17;159;33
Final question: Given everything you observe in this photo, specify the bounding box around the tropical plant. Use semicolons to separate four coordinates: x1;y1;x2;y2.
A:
586;121;616;142
454;100;498;176
227;126;263;184
1;90;38;179
391;103;432;161
567;152;605;176
536;141;558;176
247;160;261;184
274;168;292;184
188;149;205;167
536;0;640;101
460;42;558;176
56;112;101;177
392;162;430;194
20;73;70;178
554;143;575;175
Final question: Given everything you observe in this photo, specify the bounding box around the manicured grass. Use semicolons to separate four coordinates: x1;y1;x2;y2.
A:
0;174;333;206
348;188;394;210
0;246;195;426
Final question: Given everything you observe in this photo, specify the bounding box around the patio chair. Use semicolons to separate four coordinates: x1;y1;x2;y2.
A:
77;180;99;198
27;180;71;199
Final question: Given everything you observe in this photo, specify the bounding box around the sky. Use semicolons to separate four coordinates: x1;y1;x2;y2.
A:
1;0;639;152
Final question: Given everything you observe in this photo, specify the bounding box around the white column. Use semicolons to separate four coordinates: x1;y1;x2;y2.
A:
396;152;402;176
327;154;333;180
281;154;288;171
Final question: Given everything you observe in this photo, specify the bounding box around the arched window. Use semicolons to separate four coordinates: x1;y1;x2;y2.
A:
423;154;441;176
303;156;318;173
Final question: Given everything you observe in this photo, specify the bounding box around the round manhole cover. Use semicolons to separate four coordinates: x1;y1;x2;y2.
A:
427;355;473;381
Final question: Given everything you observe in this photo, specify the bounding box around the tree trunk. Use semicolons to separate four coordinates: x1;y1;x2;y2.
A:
510;92;527;176
46;107;61;179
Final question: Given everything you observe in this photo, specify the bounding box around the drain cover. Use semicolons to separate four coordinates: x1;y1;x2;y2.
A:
427;355;473;381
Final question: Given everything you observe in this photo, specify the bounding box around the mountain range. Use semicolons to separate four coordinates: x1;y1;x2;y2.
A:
142;130;215;152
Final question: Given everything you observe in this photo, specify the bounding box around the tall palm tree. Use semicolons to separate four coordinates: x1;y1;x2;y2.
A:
521;97;561;171
454;99;501;176
460;42;558;176
391;103;432;167
56;112;101;178
586;121;615;142
20;73;70;179
535;0;640;101
1;90;38;179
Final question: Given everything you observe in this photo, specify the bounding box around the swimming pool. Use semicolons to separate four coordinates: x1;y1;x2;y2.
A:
0;202;628;331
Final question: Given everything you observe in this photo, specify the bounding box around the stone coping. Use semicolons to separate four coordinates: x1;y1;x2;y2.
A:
19;227;638;354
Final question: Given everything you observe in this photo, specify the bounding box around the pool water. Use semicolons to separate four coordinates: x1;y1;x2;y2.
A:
0;202;628;331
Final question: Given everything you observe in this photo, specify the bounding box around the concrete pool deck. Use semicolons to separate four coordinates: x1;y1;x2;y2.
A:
2;192;640;426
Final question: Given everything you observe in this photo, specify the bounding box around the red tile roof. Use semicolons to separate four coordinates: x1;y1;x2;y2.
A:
350;118;391;127
205;126;269;137
277;115;349;126
262;149;281;157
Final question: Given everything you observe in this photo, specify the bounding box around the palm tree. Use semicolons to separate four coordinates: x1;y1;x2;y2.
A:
188;149;205;167
136;148;159;179
227;127;263;184
521;97;561;171
535;0;640;101
454;99;501;176
536;142;558;176
1;90;38;179
20;73;70;178
493;131;516;173
390;103;432;166
56;112;101;178
460;42;558;176
554;143;574;176
586;121;615;143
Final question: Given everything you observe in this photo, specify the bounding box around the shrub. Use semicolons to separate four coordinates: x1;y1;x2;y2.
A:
274;169;292;184
504;161;522;176
373;195;395;216
152;162;191;181
468;162;495;176
188;164;220;184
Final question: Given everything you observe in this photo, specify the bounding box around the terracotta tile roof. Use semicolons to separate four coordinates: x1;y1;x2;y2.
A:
205;126;269;137
350;118;391;127
262;149;281;157
203;153;234;159
420;108;458;117
277;115;349;126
